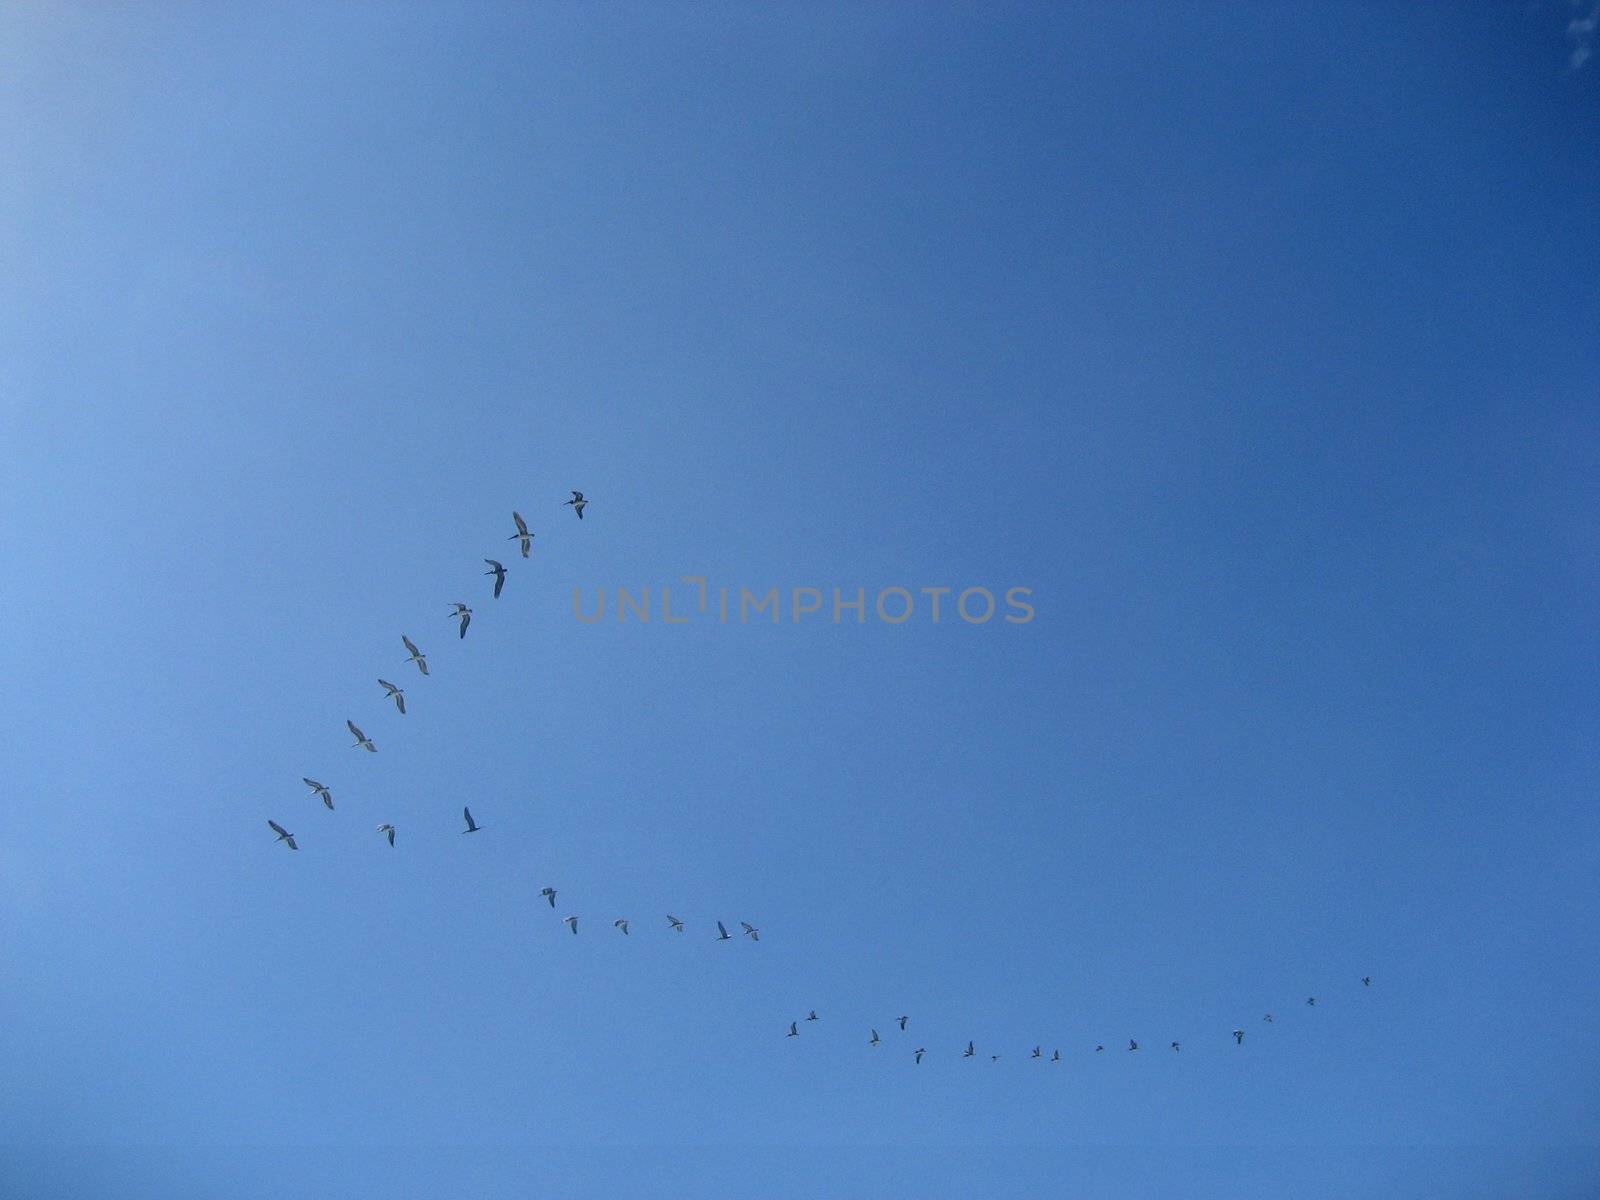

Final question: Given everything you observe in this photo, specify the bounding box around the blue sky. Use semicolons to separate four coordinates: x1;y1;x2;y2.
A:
2;3;1597;1196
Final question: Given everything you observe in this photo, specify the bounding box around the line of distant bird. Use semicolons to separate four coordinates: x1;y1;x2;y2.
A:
265;494;587;852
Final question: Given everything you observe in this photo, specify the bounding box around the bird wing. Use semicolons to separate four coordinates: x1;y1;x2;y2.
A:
284;835;298;849
494;574;504;598
302;778;323;790
396;693;406;714
463;806;475;829
347;720;364;739
513;511;528;536
485;559;503;571
403;635;420;655
386;827;394;845
717;921;728;937
571;491;582;500
459;612;470;637
575;502;584;519
268;820;288;836
378;679;397;693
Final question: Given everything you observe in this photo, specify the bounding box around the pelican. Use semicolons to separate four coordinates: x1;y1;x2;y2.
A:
402;634;429;676
267;819;298;850
302;778;333;810
1363;976;1372;986
378;679;406;714
376;823;396;846
614;919;629;935
806;1011;818;1022
461;807;481;834
565;490;586;519
563;916;578;934
1031;1046;1041;1059
715;921;732;941
787;1023;798;1038
1128;1040;1139;1052
963;1041;975;1058
898;1016;908;1031
666;914;684;932
914;1048;925;1064
484;559;506;599
869;1029;880;1046
449;603;472;639
740;922;759;941
1233;1029;1245;1045
1051;1050;1060;1062
509;512;533;558
1170;1042;1181;1052
347;720;375;752
541;887;557;907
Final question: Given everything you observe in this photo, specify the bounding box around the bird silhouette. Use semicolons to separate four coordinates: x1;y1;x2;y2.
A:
267;819;297;850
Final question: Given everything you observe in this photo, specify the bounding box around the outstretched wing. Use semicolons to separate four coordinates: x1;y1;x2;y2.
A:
513;511;528;537
346;720;364;739
268;820;289;837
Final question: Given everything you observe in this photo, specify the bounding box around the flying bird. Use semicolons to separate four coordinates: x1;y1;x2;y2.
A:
869;1029;880;1046
376;823;395;847
614;919;629;935
565;490;586;519
1095;1045;1104;1053
563;916;578;934
302;778;333;810
897;1016;908;1031
1171;1042;1181;1052
347;720;375;753
267;819;297;850
1032;1046;1041;1059
1051;1050;1060;1062
461;807;481;834
1306;997;1317;1007
449;603;472;639
1233;1029;1245;1045
1128;1040;1139;1052
716;921;732;942
740;922;759;941
666;914;684;932
963;1041;975;1058
914;1048;925;1064
509;512;533;558
990;1055;1001;1063
541;887;557;907
806;1011;819;1022
1263;1014;1275;1023
484;559;506;599
1363;976;1372;986
378;679;406;714
401;634;429;676
787;1023;799;1038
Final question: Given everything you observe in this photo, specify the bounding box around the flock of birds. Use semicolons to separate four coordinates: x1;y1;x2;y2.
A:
265;486;1376;1068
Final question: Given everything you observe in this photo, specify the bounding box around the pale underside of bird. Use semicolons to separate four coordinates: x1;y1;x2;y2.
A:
541;887;557;907
302;778;333;810
564;916;578;934
740;922;759;941
267;819;297;850
614;919;629;935
666;914;683;932
565;490;586;519
716;921;731;941
402;634;429;676
462;806;481;834
376;823;395;846
509;512;533;558
484;559;506;599
450;603;472;639
347;719;375;752
378;678;405;714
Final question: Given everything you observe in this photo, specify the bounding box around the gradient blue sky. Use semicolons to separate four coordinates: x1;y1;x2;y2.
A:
2;4;1597;1197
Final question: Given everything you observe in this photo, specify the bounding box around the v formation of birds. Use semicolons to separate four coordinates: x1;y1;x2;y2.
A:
266;488;1375;1066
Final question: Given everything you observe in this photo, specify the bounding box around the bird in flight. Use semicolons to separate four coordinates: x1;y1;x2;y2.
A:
484;559;506;599
1031;1046;1041;1059
347;720;375;753
614;919;629;936
1095;1045;1104;1053
869;1029;880;1046
563;916;578;935
378;679;406;714
1051;1050;1060;1062
898;1016;908;1031
806;1011;819;1022
1233;1029;1245;1045
1362;976;1372;986
461;807;481;834
449;603;472;639
376;823;395;847
1128;1040;1139;1052
1263;1014;1274;1023
401;634;429;676
302;778;333;810
715;921;732;942
740;922;759;942
787;1023;799;1038
509;512;533;558
990;1055;1001;1063
565;490;586;519
963;1041;975;1058
666;914;684;932
541;887;557;908
267;819;298;850
1170;1042;1181;1052
914;1048;926;1064
1306;997;1317;1007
